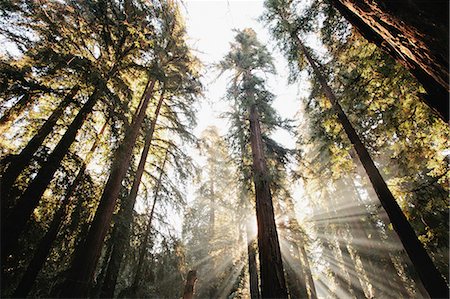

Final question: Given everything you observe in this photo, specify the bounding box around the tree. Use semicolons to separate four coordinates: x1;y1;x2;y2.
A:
219;28;288;298
262;1;448;297
11;120;107;298
61;1;201;296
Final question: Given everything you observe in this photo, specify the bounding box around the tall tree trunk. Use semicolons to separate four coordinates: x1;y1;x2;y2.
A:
99;88;165;298
0;92;33;133
1;85;80;200
182;270;197;299
330;0;449;121
60;78;157;298
1;83;105;264
248;104;288;298
291;31;449;298
131;149;168;291
245;220;261;299
11;120;107;298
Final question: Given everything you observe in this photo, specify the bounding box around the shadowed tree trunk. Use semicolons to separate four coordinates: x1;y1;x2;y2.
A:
1;82;107;264
1;85;80;200
11;120;107;298
330;0;449;121
248;103;288;298
245;219;260;299
290;29;449;298
60;78;157;298
100;88;165;298
183;270;197;299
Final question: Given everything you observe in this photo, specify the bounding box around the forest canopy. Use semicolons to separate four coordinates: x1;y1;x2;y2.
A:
0;0;448;298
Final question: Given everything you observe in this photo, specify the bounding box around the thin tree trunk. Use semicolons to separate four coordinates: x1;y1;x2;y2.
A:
60;78;157;298
245;220;260;299
298;241;317;299
1;85;80;199
131;149;169;291
330;0;449;121
284;240;308;299
208;178;217;298
99;88;165;298
182;270;197;299
1;84;105;264
291;32;448;298
10;120;107;298
336;229;366;298
0;92;33;133
248;103;288;298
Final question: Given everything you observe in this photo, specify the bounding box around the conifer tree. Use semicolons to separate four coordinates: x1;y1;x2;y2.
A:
219;28;288;298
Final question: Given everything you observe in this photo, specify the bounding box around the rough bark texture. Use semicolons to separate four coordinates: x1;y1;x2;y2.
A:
182;270;197;299
99;89;164;298
60;79;157;298
1;85;104;264
10;120;106;298
330;0;449;121
293;33;449;298
1;85;80;200
248;104;288;299
246;221;261;299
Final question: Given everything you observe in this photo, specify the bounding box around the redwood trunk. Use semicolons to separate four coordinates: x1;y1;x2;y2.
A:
182;270;197;299
248;104;288;298
60;79;156;298
11;120;106;298
246;220;261;299
1;85;80;198
330;0;449;121
293;33;449;298
100;89;165;298
1;85;104;264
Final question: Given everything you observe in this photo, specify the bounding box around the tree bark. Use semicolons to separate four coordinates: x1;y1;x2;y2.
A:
182;270;197;299
1;85;80;200
246;220;261;299
330;0;449;121
1;84;105;264
60;78;157;298
291;32;449;298
248;104;288;299
99;88;165;298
